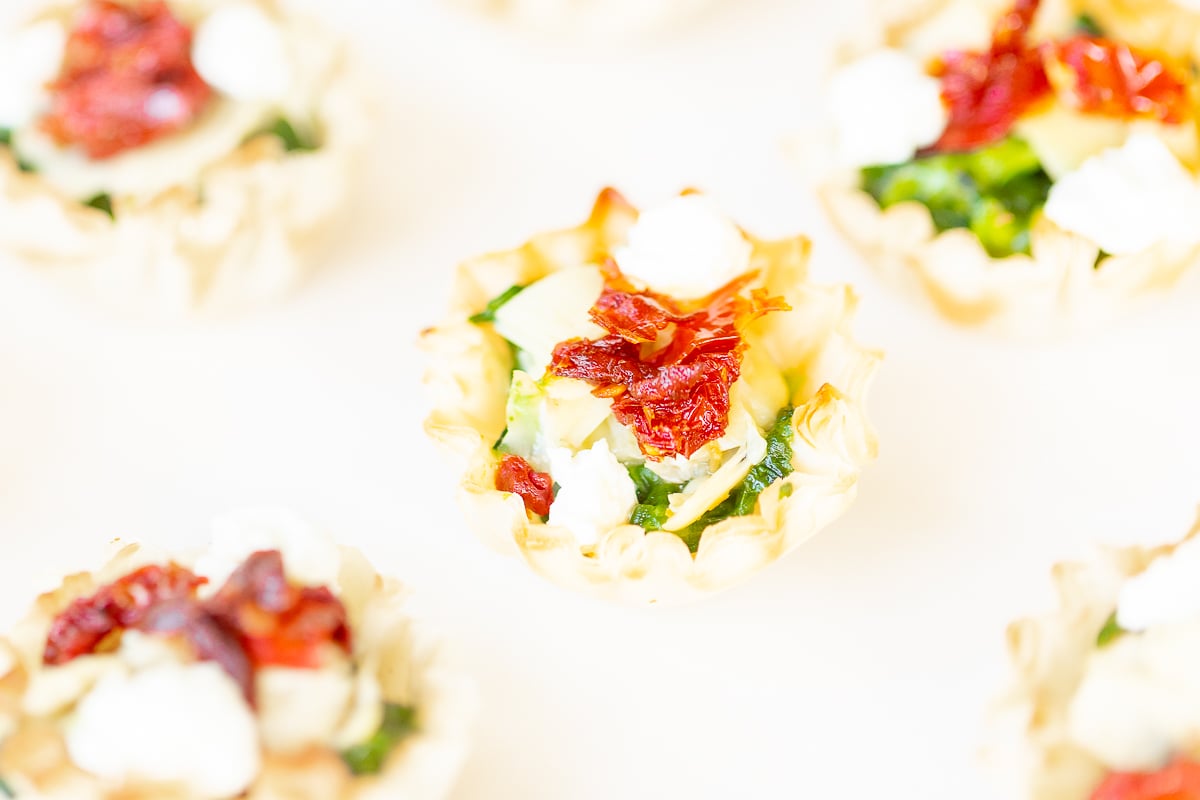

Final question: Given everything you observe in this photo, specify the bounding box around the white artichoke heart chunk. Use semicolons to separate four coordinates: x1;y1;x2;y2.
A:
547;439;637;546
663;401;768;532
65;661;261;797
0;20;65;130
492;265;606;373
501;371;613;472
828;49;948;169
193;4;293;102
1068;624;1200;771
1044;132;1200;256
256;664;360;754
613;194;753;300
1118;535;1200;631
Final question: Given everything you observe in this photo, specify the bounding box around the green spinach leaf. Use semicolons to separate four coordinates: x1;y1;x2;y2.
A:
470;285;526;324
341;703;418;776
83;193;115;220
861;136;1052;258
1096;611;1125;648
626;407;796;553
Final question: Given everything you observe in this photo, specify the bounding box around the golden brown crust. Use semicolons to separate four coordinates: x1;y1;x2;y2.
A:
998;516;1200;799
0;0;368;316
422;189;880;604
0;536;474;800
815;0;1200;336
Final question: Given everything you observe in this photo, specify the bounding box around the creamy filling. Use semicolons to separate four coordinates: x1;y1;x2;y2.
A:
612;194;753;299
1043;132;1200;256
828;49;948;169
3;3;302;199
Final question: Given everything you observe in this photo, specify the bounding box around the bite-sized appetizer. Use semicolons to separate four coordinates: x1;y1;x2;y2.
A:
0;509;473;799
818;0;1200;334
447;0;719;35
422;189;879;604
1004;515;1200;799
0;0;366;315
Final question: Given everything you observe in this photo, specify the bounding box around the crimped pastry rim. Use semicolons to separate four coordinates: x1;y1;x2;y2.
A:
421;188;881;605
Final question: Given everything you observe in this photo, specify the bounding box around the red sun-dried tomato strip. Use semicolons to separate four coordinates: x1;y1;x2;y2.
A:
495;454;555;517
205;550;352;670
549;266;788;461
41;0;213;159
928;0;1052;153
43;562;206;665
1050;36;1191;124
42;550;352;702
1091;758;1200;800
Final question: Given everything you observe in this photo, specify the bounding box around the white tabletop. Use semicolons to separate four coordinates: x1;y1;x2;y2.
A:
2;1;1200;798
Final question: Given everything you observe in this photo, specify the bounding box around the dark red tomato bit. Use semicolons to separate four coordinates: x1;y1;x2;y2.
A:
138;598;255;702
550;269;788;460
929;0;1052;153
1051;37;1191;124
1091;758;1200;800
43;563;206;664
495;454;555;517
41;0;213;159
205;550;352;670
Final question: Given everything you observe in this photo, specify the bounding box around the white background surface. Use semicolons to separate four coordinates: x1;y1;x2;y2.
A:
2;1;1200;798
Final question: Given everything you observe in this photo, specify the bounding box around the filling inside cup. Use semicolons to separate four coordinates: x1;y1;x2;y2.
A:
830;0;1200;260
0;0;323;218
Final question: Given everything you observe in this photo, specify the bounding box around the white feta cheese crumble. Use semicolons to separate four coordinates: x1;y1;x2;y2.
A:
613;194;753;299
193;4;293;102
1068;624;1200;771
547;439;637;546
66;662;261;797
829;49;948;168
1117;536;1200;631
1044;132;1200;256
195;507;342;596
0;21;66;129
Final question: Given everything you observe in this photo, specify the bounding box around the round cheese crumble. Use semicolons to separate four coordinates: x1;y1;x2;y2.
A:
192;3;293;102
828;49;948;169
65;661;261;797
1044;132;1200;256
613;194;753;299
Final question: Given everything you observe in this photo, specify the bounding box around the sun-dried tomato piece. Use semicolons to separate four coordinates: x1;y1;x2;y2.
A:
1051;37;1191;124
41;0;213;159
929;0;1052;152
550;269;788;460
1091;758;1200;800
137;598;255;702
204;550;352;670
43;563;206;665
495;454;556;517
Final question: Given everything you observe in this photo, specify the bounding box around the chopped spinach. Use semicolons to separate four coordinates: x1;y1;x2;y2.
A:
861;136;1052;258
83;193;115;220
341;702;418;776
260;117;319;153
627;407;796;553
470;285;526;324
0;776;12;798
1096;611;1125;648
1073;13;1104;36
0;128;36;173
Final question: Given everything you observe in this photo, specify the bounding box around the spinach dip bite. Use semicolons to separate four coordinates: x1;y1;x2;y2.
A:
0;0;366;314
422;189;879;604
819;0;1200;334
0;509;473;799
1004;514;1200;799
